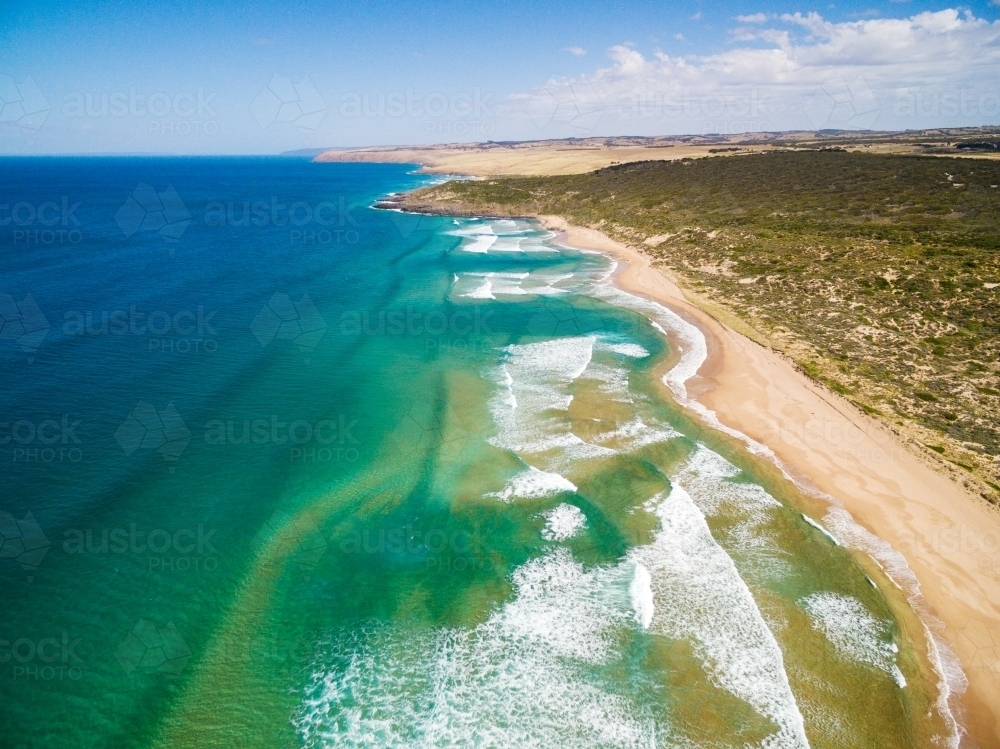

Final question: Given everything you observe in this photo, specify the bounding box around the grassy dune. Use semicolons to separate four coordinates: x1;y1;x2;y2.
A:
401;151;1000;501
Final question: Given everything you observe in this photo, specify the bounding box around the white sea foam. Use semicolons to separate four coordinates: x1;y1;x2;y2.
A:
630;482;810;749
480;225;559;254
579;338;651;402
629;562;654;630
447;222;498;253
464;278;494;299
540;503;587;541
823;506;966;743
597;341;650;358
456;271;531;299
490;465;577;502
463;233;497;253
593;418;678;451
802;514;840;546
455;270;575;298
522;272;573;295
674;445;781;519
801;592;906;687
294;550;658;749
489;336;599;457
582;362;632;400
487;338;619;466
668;447;797;585
448;222;493;236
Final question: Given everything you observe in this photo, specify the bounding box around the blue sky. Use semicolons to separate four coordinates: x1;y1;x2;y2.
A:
1;0;999;153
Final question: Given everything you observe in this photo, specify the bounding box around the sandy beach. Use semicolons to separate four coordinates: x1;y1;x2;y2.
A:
538;215;1000;747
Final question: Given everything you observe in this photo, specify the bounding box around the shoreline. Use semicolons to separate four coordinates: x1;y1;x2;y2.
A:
539;215;1000;748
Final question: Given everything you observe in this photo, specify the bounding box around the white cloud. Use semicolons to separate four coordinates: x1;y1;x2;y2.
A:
736;13;770;23
506;9;1000;136
690;12;702;21
564;46;588;56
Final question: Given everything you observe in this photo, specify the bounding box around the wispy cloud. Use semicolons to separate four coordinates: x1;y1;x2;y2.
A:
508;9;1000;135
690;12;702;21
736;13;771;23
564;46;588;56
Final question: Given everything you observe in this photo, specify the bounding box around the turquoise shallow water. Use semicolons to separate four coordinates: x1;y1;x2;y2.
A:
0;159;952;748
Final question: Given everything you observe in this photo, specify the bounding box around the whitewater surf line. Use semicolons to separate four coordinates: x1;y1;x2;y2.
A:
575;231;966;749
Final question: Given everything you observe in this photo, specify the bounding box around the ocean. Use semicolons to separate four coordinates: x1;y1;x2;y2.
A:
0;157;953;748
